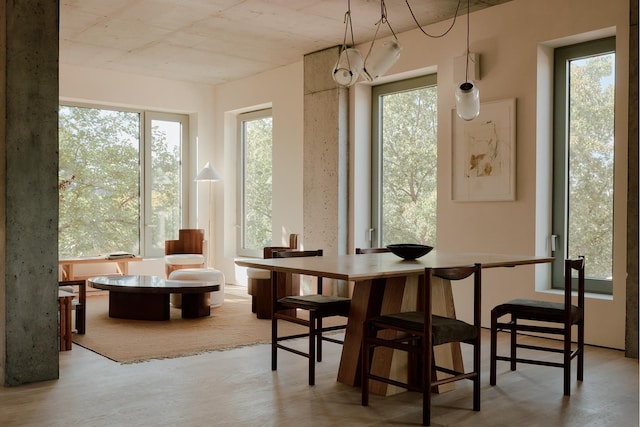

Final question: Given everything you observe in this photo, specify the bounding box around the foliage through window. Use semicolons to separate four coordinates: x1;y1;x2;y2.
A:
371;75;438;247
58;105;188;258
238;109;273;257
553;37;615;294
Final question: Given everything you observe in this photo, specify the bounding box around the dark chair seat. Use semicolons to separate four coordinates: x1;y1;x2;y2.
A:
279;295;350;314
370;311;478;346
493;298;583;323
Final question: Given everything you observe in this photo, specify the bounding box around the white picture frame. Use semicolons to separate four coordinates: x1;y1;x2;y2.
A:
451;98;516;201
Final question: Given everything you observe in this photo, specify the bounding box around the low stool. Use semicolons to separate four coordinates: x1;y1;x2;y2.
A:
165;254;205;278
168;268;225;308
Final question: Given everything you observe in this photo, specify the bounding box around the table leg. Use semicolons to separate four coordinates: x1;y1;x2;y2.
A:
337;278;386;386
58;296;73;351
77;280;86;334
181;293;211;318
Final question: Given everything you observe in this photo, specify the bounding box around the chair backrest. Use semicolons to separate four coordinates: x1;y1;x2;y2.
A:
425;264;482;329
272;249;323;258
355;247;390;254
263;233;299;259
565;257;586;320
165;229;204;255
273;249;324;293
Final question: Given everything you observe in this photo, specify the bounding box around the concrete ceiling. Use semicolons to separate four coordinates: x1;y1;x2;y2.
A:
60;0;512;86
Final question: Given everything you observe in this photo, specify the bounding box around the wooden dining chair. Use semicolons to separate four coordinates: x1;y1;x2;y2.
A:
271;249;351;385
490;257;585;396
247;234;299;318
361;264;482;426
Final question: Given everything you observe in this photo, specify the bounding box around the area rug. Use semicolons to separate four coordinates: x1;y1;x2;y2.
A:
72;286;332;364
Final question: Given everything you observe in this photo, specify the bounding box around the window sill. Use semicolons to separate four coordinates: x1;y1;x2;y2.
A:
536;288;613;301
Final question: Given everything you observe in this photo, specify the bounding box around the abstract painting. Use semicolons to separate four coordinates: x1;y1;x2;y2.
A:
452;98;516;201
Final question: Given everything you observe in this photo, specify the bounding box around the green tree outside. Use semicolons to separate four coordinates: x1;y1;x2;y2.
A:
59;106;140;257
380;85;438;246
243;116;273;250
568;54;615;279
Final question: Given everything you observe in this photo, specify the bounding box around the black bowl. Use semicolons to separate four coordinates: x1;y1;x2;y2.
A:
386;244;434;260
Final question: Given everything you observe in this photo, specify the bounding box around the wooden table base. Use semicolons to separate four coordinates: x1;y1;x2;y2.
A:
109;292;170;320
108;291;212;320
337;274;463;395
181;293;211;318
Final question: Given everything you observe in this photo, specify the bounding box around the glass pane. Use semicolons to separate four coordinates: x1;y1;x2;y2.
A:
380;86;438;246
242;116;273;250
58;106;140;257
149;119;182;253
567;53;615;280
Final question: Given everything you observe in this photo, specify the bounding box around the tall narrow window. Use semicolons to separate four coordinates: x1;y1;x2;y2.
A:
238;109;273;257
58;105;188;258
553;37;615;294
371;75;438;247
144;112;188;256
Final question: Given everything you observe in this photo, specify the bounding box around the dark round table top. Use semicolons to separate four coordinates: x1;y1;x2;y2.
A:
88;275;220;294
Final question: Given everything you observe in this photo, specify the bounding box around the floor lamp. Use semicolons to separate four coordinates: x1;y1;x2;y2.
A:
195;161;222;268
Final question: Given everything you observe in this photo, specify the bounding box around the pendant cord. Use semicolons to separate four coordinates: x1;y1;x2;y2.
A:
405;0;462;39
465;0;470;83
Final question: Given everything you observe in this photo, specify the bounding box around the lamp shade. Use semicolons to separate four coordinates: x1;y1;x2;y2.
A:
332;48;364;87
455;81;480;121
195;162;222;181
362;40;401;82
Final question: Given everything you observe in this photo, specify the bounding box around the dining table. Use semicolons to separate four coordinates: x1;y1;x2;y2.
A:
235;249;553;394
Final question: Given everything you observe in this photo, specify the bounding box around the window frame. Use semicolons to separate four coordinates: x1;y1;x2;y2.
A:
236;108;273;258
370;74;438;248
143;110;190;257
58;102;190;259
552;36;616;294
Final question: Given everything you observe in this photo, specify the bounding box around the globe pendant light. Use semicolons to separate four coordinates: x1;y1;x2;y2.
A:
456;0;480;121
333;47;364;86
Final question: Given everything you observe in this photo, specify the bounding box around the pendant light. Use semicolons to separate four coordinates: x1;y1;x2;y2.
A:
361;0;401;82
455;0;480;121
332;0;364;87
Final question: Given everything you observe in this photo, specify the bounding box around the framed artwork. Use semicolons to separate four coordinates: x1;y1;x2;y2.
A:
451;98;516;201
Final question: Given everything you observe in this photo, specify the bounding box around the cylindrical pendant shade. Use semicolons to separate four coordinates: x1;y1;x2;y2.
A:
332;48;364;87
455;82;480;121
362;40;401;81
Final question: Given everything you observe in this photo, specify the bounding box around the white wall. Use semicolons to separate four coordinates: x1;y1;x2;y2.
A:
59;0;630;349
212;63;305;284
354;0;628;350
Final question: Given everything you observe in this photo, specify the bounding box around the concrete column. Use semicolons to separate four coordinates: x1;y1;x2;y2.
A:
1;0;60;385
303;47;349;257
303;47;349;296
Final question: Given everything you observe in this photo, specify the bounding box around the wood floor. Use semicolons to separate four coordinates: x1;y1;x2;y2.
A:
0;319;637;426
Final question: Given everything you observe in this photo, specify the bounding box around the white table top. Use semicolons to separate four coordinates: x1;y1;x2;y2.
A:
235;250;553;281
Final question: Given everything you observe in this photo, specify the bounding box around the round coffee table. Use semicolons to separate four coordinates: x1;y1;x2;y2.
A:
88;275;220;320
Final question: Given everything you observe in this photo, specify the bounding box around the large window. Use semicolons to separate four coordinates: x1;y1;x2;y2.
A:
238;109;273;257
553;37;615;294
371;75;438;247
58;105;188;258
